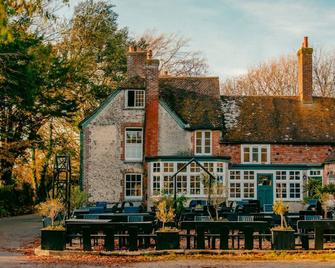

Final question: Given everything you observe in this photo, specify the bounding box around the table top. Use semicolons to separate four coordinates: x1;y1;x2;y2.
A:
297;219;335;229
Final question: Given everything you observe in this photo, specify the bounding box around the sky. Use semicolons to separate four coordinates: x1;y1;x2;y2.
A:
63;0;335;79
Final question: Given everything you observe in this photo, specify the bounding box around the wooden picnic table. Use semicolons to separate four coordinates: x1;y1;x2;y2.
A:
297;220;335;250
65;219;154;251
180;221;270;250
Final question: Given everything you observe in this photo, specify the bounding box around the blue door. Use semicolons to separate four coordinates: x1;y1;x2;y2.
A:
257;173;274;210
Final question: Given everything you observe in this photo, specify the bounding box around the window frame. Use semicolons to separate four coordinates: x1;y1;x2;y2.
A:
125;89;145;109
125;173;143;199
124;127;143;162
194;130;212;156
275;170;302;201
241;144;270;164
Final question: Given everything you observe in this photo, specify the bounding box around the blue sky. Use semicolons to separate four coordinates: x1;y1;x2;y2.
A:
63;0;335;78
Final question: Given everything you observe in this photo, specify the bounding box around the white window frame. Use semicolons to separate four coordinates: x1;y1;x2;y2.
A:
125;89;145;108
149;161;227;197
194;130;212;155
125;173;143;199
241;144;270;164
274;170;302;201
125;128;143;161
228;170;256;200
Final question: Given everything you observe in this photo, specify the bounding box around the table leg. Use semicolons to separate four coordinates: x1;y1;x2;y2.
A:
196;227;205;249
314;228;324;250
82;226;91;251
301;229;309;250
219;228;229;250
104;228;115;251
128;227;138;251
186;229;191;249
244;228;254;250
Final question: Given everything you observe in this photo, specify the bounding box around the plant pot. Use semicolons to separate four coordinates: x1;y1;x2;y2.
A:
156;231;179;250
41;228;66;250
271;229;295;250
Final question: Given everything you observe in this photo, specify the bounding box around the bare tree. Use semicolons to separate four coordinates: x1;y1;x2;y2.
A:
222;49;335;97
138;30;208;76
313;48;335;97
222;54;297;96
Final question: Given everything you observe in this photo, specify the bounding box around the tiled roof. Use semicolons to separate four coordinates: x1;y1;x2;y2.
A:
159;77;221;129
119;75;146;89
221;96;335;144
159;77;335;144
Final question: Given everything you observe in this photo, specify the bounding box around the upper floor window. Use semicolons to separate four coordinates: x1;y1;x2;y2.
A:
125;128;143;161
241;144;270;164
195;130;212;155
125;90;145;108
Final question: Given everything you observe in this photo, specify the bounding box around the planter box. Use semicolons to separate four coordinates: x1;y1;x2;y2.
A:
41;229;66;250
272;229;295;250
156;231;179;250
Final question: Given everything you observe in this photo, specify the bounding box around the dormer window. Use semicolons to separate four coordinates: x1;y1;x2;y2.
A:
125;90;145;108
241;144;270;164
195;130;212;155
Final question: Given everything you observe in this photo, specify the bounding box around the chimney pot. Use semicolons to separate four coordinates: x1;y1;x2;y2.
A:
303;36;308;48
147;50;153;59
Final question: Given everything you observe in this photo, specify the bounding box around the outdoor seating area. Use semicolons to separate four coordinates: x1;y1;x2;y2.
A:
39;198;335;252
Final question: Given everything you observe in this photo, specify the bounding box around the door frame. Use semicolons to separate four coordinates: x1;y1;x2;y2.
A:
257;173;274;207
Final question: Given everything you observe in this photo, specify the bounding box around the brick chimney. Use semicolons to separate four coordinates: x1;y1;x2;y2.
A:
144;50;160;157
297;36;313;103
127;46;147;78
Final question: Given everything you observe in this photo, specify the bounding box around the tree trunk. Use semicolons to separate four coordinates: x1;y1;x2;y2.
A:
31;146;38;193
37;120;54;202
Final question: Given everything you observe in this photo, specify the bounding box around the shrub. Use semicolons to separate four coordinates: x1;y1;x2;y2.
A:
156;200;175;230
35;199;65;228
70;186;90;211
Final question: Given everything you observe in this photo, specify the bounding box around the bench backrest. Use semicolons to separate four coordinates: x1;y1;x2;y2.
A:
238;215;254;222
128;215;144;222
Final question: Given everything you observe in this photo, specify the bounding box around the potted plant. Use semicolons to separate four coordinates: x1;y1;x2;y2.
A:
155;200;180;250
36;198;66;250
271;200;295;250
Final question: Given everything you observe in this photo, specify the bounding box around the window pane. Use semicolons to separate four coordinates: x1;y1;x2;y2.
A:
125;129;143;160
261;147;267;163
190;175;201;195
135;90;145;107
243;147;250;162
176;175;187;194
125;174;142;197
252;147;258;162
127;90;135;107
152;176;160;195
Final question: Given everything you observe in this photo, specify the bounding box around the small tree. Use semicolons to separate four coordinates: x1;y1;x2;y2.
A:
201;172;226;220
156;200;175;230
320;193;335;219
273;200;289;230
36;199;64;228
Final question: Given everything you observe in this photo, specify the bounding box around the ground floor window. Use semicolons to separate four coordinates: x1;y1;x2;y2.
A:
275;170;302;200
229;170;255;200
125;174;142;198
150;161;227;197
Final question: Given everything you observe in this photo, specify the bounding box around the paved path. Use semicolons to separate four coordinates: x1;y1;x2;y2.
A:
127;260;335;268
0;214;41;267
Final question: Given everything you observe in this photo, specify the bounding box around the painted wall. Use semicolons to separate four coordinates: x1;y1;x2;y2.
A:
82;90;145;202
158;104;192;155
